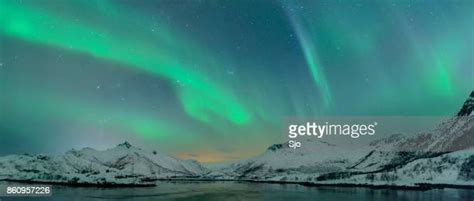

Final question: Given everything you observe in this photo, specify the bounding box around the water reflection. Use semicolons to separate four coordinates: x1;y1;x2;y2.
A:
1;181;472;201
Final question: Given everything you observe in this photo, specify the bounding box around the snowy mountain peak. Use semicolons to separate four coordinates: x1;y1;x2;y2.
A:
117;141;133;149
267;144;283;151
0;143;210;186
457;91;474;116
213;91;474;186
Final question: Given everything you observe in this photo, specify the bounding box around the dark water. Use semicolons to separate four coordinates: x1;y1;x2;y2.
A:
1;181;473;201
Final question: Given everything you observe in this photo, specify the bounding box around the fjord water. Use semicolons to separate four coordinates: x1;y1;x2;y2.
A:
2;181;473;201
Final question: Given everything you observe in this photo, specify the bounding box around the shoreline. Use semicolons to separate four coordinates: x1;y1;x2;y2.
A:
157;178;474;190
3;178;473;190
1;179;156;187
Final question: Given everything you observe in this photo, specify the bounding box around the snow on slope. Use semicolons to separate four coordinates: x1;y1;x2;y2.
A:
216;139;368;180
0;142;209;185
214;91;474;186
317;148;474;186
353;91;474;173
1;91;472;187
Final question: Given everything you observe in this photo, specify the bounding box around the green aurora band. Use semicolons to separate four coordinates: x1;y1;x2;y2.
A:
286;9;333;108
0;0;251;125
1;0;472;161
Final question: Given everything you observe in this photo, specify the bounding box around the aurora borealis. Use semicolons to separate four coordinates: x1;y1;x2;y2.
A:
0;0;473;162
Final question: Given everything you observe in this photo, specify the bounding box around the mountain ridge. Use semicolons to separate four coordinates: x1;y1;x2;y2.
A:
210;91;474;187
0;91;472;187
0;141;209;186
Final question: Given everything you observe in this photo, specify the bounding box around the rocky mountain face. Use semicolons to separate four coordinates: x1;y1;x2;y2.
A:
0;142;209;186
457;91;474;116
214;91;474;187
430;91;474;152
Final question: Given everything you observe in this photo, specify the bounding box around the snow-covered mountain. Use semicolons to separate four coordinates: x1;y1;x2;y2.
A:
0;142;209;186
214;91;474;187
1;91;472;188
210;140;368;180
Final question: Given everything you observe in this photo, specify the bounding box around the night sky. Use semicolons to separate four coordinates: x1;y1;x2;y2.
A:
1;0;473;162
